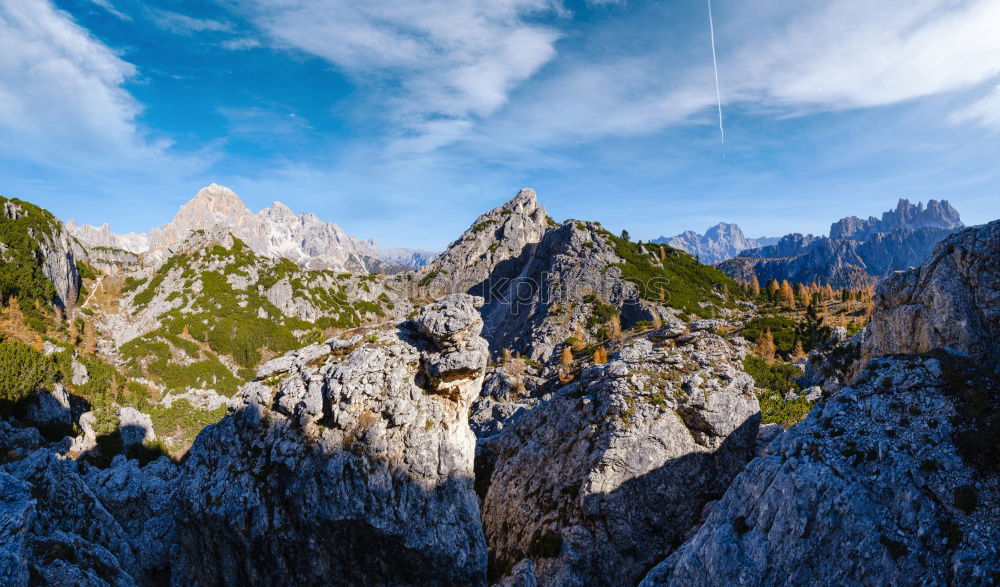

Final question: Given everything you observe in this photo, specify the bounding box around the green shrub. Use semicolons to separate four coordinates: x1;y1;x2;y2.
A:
587;301;618;327
744;354;803;394
605;234;744;316
757;389;812;428
0;197;59;308
75;260;98;281
744;354;811;427
121;276;146;294
0;341;54;404
148;399;227;448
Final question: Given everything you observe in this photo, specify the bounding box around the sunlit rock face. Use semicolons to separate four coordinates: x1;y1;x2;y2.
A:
864;220;1000;373
170;293;490;585
480;332;760;585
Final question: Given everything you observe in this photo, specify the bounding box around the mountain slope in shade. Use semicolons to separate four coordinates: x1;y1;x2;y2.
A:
652;223;778;265
68;184;434;272
718;199;964;286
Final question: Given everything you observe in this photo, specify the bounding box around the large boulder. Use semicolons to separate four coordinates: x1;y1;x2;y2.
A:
170;293;490;584
643;354;1000;585
481;331;759;585
865;220;1000;372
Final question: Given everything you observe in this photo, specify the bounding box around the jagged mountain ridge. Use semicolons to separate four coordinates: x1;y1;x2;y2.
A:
418;188;745;361
718;199;964;286
68;184;436;272
830;198;962;240
653;222;779;265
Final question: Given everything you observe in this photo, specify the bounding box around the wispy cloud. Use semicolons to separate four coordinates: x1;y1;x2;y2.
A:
952;84;1000;130
87;0;129;21
150;9;232;35
221;37;262;51
463;0;1000;152
229;0;562;153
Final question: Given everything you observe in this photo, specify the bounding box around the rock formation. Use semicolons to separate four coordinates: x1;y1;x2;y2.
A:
68;184;434;273
1;198;80;309
719;199;964;287
481;329;760;585
417;188;550;296
865;220;1000;373
830;198;962;240
653;223;778;265
0;293;491;584
170;293;488;584
642;216;1000;585
643;354;999;585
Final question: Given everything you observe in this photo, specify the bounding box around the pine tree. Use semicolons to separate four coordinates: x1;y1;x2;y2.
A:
560;346;573;367
593;346;608;365
756;329;776;364
791;338;806;360
780;280;795;307
750;276;761;297
800;288;813;309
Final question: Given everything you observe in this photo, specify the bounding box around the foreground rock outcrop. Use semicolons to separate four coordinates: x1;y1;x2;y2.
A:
0;294;490;584
865;220;1000;372
170;293;489;584
481;329;760;585
644;354;999;585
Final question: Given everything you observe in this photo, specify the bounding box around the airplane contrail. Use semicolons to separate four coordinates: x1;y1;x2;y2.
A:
707;0;724;147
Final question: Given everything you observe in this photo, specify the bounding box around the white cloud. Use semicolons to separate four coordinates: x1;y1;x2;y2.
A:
221;37;262;50
736;0;1000;110
952;84;1000;129
0;0;206;173
469;0;1000;149
232;0;562;152
87;0;129;20
151;10;232;35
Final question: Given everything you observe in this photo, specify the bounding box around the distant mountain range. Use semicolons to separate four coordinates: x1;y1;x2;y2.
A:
67;184;436;272
716;199;964;287
652;223;779;265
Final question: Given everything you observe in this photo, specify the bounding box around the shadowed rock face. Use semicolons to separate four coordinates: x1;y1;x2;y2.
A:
478;221;657;362
643;355;1000;586
865;220;1000;373
170;293;490;585
480;332;760;585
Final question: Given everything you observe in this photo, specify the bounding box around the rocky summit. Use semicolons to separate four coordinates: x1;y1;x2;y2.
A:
653;222;778;265
718;199;966;287
69;184;435;273
0;186;996;586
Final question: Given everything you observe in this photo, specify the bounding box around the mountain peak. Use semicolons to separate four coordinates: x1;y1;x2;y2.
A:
831;198;963;240
652;222;773;264
261;201;295;218
186;184;248;214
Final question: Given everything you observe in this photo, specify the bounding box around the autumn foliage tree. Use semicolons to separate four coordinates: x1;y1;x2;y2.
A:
593;346;608;365
755;329;776;364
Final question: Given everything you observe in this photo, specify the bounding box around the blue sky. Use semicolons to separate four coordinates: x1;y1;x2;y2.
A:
0;0;998;249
